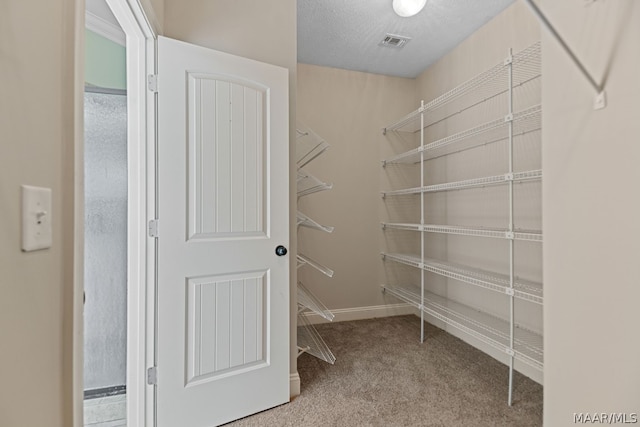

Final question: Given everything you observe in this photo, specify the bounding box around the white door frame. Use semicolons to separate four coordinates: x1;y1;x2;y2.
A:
103;0;157;425
77;1;157;426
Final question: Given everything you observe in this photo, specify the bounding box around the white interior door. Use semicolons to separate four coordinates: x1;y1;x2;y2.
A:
156;36;290;427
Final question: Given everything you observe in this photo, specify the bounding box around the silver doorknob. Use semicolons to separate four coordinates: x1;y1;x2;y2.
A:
275;245;287;256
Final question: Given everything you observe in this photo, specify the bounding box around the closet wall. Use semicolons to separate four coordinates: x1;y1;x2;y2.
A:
297;64;417;314
541;0;640;422
0;0;78;425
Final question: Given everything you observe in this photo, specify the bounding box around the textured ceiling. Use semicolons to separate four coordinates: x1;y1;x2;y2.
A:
89;0;516;79
298;0;516;78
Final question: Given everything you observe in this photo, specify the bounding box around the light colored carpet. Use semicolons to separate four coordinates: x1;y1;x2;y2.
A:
228;315;543;427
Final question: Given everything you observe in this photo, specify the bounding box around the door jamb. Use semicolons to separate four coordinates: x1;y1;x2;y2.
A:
105;1;157;425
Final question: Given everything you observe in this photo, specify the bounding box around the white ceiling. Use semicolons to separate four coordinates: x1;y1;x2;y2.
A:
298;0;516;78
88;0;517;79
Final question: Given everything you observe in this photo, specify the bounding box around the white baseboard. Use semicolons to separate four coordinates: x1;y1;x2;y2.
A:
301;303;416;324
289;372;300;400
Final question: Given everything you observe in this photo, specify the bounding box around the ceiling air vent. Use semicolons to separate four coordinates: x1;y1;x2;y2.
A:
379;33;411;48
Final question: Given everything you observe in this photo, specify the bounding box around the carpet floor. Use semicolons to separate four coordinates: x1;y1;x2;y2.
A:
228;315;543;427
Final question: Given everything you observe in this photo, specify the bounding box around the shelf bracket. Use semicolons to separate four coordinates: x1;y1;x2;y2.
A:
522;0;606;110
297;346;311;357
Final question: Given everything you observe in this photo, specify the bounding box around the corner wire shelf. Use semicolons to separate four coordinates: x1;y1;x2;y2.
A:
381;253;542;304
297;253;334;278
382;105;541;166
297;210;334;233
382;223;542;243
382;169;542;197
296;123;330;169
297;170;333;198
381;284;542;371
297;281;335;321
297;312;336;364
382;42;541;135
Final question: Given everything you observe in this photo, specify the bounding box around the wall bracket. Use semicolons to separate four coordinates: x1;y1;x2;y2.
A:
522;0;606;110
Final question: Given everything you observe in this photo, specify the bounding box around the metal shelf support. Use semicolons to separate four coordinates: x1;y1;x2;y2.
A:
522;0;606;110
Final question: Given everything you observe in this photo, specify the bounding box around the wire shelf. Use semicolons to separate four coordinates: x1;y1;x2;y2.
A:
297;211;334;233
297;253;334;277
382;169;542;196
296;122;330;169
297;169;333;198
382;223;542;242
382;43;541;135
381;253;542;304
381;284;543;370
383;105;541;165
297;313;336;364
297;281;335;321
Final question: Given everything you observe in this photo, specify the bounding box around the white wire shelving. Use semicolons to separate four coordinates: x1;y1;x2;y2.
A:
297;211;334;233
297;253;334;278
383;42;541;135
381;253;542;304
381;223;542;243
296;121;336;365
298;281;335;321
381;169;542;197
383;106;541;166
296;123;330;169
380;42;542;406
297;312;336;364
297;170;333;198
381;284;543;370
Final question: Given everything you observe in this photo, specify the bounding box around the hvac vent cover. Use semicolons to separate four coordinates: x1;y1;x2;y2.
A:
379;33;411;48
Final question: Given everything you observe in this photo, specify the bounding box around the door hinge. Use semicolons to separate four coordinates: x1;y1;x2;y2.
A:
147;366;158;385
148;219;159;238
147;74;158;93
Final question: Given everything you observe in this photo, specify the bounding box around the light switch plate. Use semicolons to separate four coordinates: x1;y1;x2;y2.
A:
21;185;52;251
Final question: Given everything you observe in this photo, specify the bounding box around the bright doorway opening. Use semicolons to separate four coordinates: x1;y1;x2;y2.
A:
83;2;127;425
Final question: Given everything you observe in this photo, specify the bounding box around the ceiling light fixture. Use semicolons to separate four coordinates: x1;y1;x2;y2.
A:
392;0;427;17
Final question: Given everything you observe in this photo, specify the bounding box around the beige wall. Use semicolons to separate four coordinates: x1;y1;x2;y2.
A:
416;2;540;98
541;0;640;424
0;0;79;426
164;0;295;72
163;0;300;385
140;0;164;34
297;64;417;313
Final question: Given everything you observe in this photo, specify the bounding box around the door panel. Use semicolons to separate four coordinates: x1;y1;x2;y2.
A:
157;36;289;427
186;271;267;386
187;73;266;239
